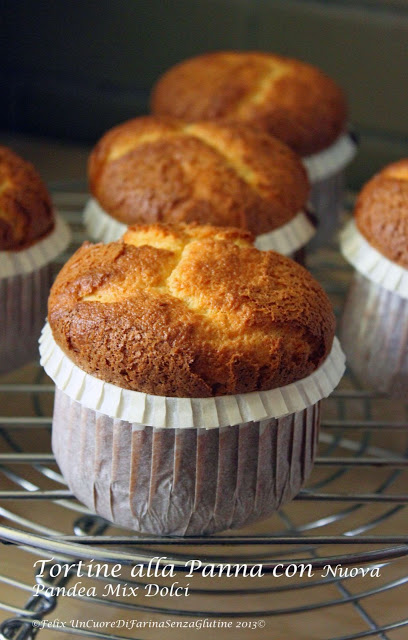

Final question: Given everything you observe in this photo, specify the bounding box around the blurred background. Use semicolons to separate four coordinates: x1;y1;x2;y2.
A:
2;0;408;189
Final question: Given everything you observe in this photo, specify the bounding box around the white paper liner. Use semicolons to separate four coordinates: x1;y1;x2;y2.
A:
308;170;345;248
0;213;71;279
340;273;408;397
340;219;408;300
40;322;345;429
254;210;315;253
0;264;52;374
302;131;357;183
85;197;315;254
83;198;127;243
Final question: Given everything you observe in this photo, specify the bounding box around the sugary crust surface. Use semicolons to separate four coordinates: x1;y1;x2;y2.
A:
88;116;309;235
151;51;348;157
48;223;335;398
0;146;54;250
355;159;408;268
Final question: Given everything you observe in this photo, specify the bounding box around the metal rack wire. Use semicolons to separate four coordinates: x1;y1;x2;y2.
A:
0;188;408;639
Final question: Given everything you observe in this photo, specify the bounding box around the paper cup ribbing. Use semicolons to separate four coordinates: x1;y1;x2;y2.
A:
0;215;71;375
303;132;357;247
52;390;320;535
340;219;408;397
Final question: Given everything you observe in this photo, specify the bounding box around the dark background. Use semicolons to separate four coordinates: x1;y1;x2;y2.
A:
2;0;408;188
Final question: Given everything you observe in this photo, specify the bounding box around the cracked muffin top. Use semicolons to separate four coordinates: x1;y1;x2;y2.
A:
48;222;335;398
88;115;309;236
354;159;408;268
150;51;348;157
0;146;54;251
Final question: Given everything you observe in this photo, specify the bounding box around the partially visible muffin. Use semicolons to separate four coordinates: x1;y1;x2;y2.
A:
354;159;408;268
0;146;54;250
0;146;70;375
87;115;310;240
340;159;408;397
151;51;348;157
48;222;334;398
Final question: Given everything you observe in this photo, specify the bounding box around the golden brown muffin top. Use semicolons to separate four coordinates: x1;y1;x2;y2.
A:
151;51;348;157
355;159;408;268
48;222;335;398
0;146;54;251
88;116;309;236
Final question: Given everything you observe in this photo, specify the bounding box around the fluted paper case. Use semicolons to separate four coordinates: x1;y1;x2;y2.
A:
0;215;70;374
40;323;345;536
303;131;357;247
340;219;408;396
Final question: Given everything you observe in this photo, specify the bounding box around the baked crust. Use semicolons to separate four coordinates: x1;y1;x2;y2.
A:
0;146;54;250
355;159;408;268
88;116;309;235
150;51;348;157
48;222;335;398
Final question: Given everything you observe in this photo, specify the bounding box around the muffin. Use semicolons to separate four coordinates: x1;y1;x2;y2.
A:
340;159;408;396
0;146;70;374
84;115;315;257
41;222;345;535
151;51;358;244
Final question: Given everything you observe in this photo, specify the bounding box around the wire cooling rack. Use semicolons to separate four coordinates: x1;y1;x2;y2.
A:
1;188;408;640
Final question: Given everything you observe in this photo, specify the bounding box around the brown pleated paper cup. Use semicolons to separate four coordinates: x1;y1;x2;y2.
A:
40;323;345;536
340;220;408;397
0;265;53;374
52;391;320;535
0;215;70;375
